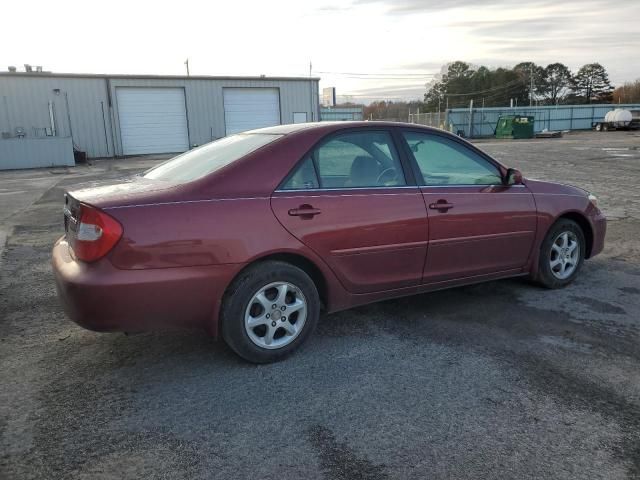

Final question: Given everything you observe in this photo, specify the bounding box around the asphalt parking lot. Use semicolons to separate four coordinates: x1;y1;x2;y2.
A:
1;130;639;479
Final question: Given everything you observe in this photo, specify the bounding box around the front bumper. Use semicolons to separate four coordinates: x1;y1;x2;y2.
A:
52;237;243;336
589;211;607;258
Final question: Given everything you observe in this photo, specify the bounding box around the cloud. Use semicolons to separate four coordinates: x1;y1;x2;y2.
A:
393;61;443;72
339;82;429;102
353;0;611;14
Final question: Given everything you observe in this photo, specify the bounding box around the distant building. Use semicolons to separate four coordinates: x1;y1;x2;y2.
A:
0;70;320;168
320;106;363;121
322;87;336;107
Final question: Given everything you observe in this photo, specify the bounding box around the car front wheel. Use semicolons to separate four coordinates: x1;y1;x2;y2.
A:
221;261;320;363
537;219;586;289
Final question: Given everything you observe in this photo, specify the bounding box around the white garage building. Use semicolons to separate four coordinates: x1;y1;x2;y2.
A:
0;71;320;166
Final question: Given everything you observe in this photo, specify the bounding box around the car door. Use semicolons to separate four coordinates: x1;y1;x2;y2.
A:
399;130;537;283
271;129;428;294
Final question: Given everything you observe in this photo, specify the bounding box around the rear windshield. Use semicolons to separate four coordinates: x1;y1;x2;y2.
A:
143;133;282;183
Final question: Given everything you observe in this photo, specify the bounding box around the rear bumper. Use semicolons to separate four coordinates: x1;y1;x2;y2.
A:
589;212;607;258
52;237;243;336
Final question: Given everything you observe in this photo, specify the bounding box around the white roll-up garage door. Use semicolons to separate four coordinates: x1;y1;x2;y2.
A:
223;88;281;135
116;87;189;155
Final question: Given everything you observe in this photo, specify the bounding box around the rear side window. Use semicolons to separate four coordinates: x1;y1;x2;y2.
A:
281;130;406;190
144;133;282;183
281;157;319;190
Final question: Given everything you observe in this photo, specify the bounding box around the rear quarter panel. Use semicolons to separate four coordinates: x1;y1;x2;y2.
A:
107;198;301;268
104;198;350;311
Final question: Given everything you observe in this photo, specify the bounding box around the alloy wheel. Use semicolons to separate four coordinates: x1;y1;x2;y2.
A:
549;231;580;280
244;282;308;349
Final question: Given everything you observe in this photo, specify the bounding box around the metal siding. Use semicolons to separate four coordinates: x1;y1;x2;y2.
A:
1;75;319;159
0;137;74;170
0;76;113;158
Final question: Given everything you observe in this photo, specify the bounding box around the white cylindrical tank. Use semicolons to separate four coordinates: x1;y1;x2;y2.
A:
604;109;633;127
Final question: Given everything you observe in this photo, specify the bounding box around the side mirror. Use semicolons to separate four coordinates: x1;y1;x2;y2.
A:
505;168;523;185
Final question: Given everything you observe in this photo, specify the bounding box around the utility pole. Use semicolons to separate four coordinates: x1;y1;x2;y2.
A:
445;95;449;130
468;99;474;138
184;58;190;77
529;64;534;107
309;60;314;121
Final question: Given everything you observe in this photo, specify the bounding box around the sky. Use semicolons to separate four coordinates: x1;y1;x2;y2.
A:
1;0;638;104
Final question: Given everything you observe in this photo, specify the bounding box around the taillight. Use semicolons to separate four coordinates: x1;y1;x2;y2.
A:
69;204;123;262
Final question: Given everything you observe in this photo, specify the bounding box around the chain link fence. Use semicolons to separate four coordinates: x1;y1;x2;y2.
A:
405;104;640;138
407;112;448;129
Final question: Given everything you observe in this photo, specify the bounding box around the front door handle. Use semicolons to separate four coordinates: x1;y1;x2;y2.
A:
429;200;454;212
288;204;322;218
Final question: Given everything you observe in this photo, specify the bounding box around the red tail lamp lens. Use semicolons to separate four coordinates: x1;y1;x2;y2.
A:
70;204;122;262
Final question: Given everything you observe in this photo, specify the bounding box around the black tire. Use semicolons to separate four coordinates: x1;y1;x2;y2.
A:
603;123;610;132
220;261;320;363
537;219;586;289
595;123;602;132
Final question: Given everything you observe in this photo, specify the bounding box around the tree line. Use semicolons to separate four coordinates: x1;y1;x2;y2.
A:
360;60;640;119
423;61;614;110
613;79;640;104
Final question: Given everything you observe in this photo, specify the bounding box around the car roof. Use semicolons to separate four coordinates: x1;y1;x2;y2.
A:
244;121;440;136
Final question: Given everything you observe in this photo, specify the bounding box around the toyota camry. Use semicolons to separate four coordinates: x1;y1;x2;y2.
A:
52;122;606;363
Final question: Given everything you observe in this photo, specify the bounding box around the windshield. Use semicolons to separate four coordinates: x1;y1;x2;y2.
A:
143;133;283;183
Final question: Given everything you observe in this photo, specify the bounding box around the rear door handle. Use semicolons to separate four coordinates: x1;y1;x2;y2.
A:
288;204;322;218
429;200;454;212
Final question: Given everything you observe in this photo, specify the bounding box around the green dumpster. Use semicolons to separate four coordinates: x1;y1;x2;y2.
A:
495;115;535;139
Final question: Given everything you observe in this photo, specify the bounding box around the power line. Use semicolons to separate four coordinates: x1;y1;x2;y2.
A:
481;82;528;99
440;80;523;97
339;79;528;103
443;83;524;108
317;70;436;77
330;76;433;80
338;92;417;97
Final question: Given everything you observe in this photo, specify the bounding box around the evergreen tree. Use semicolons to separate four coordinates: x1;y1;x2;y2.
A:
572;63;613;103
541;63;573;105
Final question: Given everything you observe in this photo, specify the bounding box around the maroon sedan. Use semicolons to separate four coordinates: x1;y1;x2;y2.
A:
53;122;606;362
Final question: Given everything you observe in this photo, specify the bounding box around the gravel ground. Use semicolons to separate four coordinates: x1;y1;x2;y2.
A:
1;131;639;479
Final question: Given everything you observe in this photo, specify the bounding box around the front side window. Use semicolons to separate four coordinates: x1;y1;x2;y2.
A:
402;132;502;186
311;131;406;188
144;133;282;183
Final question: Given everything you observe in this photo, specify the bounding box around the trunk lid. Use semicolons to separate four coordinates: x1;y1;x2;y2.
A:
65;176;177;209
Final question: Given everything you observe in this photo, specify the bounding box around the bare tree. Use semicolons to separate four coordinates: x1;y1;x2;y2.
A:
613;80;640;104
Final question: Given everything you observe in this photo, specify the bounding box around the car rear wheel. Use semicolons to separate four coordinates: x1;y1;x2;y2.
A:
537;219;585;289
221;261;320;363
